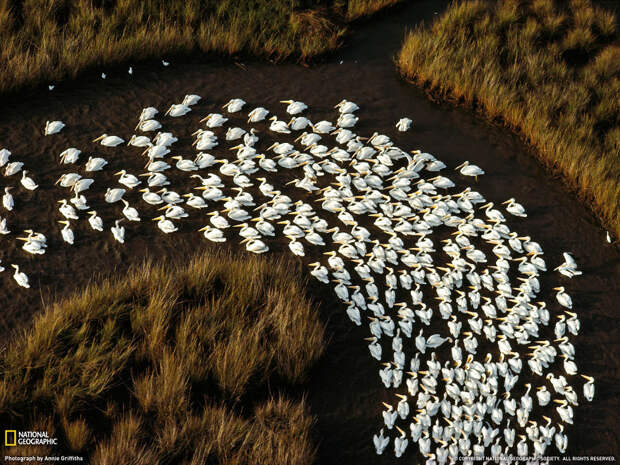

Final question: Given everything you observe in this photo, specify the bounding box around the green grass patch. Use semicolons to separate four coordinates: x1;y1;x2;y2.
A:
0;252;324;464
397;0;620;238
0;0;402;95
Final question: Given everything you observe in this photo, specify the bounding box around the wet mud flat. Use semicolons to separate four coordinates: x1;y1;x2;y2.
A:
0;1;619;463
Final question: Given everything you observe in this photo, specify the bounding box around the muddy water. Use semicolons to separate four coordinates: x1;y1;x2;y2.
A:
0;1;618;463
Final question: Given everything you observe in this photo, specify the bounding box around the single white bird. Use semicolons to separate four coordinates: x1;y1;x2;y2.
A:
93;134;124;147
11;264;30;288
20;171;38;190
44;120;65;135
396;118;413;132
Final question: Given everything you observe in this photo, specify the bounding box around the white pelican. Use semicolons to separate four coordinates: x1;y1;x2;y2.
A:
116;170;141;189
200;225;226;242
0;216;9;234
182;94;201;106
503;198;527;217
337;113;358;128
268;116;291;134
105;188;126;203
111;220;125;243
201;113;228;128
248;106;269;122
2;187;14;211
58;199;78;219
128;135;152;147
4;161;23;176
93;134;124;147
222;98;246;113
172;156;198;172
312;120;336;134
396;118;413;132
44;120;65;135
553;287;572;309
455;161;485;180
85;156;108;172
121;200;140;221
11;264;30;288
335;99;359;113
140;188;163;205
72;178;95;194
289;116;311;131
165;104;191;117
139;107;158;121
136;119;161;132
226;127;246;141
58;220;74;244
280;99;307;115
152;216;177;233
287;235;305;256
0;148;10;167
59;148;81;164
242;238;269;254
88;211;103;231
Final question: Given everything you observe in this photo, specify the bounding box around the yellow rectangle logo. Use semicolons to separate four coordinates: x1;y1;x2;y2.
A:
5;430;17;446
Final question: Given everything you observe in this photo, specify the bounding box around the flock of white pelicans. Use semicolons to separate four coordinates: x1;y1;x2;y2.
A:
1;94;597;463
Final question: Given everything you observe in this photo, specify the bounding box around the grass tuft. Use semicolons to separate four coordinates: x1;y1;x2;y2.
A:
397;0;620;238
0;252;323;464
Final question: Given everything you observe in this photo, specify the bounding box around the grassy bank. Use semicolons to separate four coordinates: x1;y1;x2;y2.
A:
0;253;324;464
397;0;620;238
0;0;400;95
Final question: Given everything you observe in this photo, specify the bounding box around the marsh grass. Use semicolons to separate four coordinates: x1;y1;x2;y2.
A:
0;252;323;464
397;0;620;237
0;0;401;95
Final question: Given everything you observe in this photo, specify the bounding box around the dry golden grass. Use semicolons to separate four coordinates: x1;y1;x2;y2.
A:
397;0;620;238
0;252;323;464
0;0;401;95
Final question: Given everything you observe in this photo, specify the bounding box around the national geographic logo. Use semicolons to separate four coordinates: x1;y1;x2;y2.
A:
5;430;16;447
4;430;58;446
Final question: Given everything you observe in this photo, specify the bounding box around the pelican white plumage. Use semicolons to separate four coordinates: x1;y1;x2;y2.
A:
11;264;30;288
201;113;228;128
85;157;108;172
115;170;141;189
335;99;359;113
136;119;161;132
2;187;13;211
503;198;527;217
111;219;125;243
553;287;572;309
4;161;23;176
105;188;126;203
58;220;75;244
93;134;124;147
44;120;65;135
153;215;177;234
121;200;140;222
268;116;291;134
88;211;103;231
139;107;158;121
182;94;201;106
165;104;191;117
59;148;81;164
128;135;152;147
0;148;11;167
200;225;226;243
248;106;269;122
223;98;246;113
396;118;413;132
312;120;336;134
455;160;485;180
20;171;38;190
280;99;307;115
